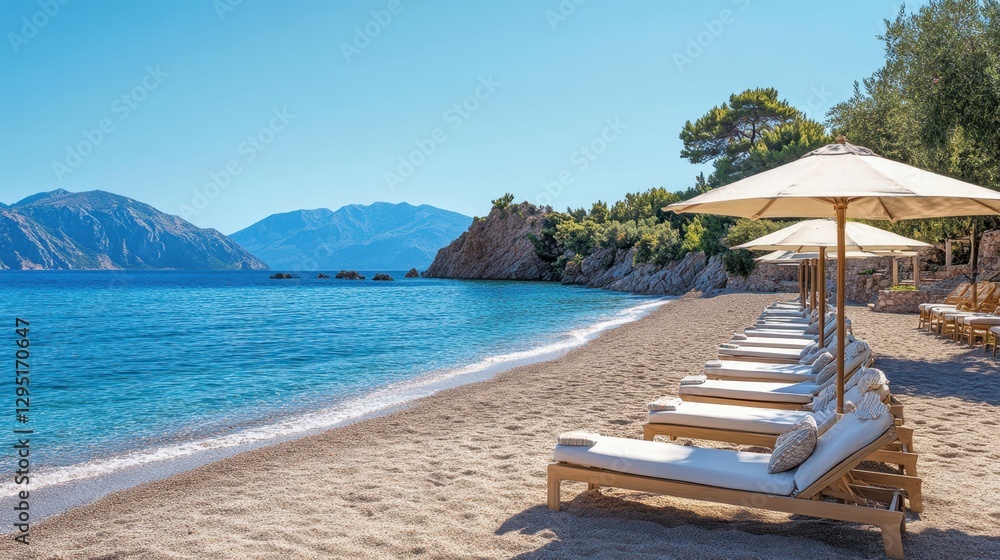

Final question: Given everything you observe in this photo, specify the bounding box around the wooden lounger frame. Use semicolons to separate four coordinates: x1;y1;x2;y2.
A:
641;411;921;512
548;428;907;559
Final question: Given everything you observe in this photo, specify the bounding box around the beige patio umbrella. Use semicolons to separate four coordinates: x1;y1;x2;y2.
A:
737;219;931;353
666;137;1000;412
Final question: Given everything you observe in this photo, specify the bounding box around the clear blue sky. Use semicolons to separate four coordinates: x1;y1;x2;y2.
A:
1;0;920;234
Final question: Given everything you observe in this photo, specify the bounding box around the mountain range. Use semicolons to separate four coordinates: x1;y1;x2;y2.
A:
0;189;268;270
230;203;472;270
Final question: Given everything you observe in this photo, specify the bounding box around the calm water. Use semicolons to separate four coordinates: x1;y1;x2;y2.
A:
0;271;663;492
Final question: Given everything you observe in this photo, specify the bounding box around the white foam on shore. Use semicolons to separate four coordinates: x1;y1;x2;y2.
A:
1;296;671;497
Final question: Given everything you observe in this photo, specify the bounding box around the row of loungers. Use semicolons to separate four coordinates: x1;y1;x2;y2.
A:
548;298;920;559
918;282;1000;352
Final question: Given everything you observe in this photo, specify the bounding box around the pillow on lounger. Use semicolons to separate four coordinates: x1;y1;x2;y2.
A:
811;352;834;374
799;341;819;357
768;416;818;473
815;360;838;385
557;431;599;446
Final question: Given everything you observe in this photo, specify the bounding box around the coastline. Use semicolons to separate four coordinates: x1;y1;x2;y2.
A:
5;291;999;559
1;295;671;525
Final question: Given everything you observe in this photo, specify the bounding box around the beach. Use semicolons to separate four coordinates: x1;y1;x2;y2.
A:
6;291;999;559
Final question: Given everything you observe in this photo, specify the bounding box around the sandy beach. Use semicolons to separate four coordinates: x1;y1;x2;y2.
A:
5;291;999;559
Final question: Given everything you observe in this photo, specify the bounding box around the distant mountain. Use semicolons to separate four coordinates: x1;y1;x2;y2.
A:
231;202;472;270
0;189;268;270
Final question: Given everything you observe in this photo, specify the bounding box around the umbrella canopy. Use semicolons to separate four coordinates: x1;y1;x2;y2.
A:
667;142;1000;221
666;137;1000;412
755;250;880;262
734;219;933;252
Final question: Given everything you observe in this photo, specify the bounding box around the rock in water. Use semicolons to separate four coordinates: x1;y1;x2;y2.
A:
270;273;295;279
335;270;365;280
373;273;394;281
317;273;330;279
424;202;558;280
404;268;420;278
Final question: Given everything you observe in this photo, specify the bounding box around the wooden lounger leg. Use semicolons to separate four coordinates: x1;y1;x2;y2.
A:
880;493;907;560
547;465;562;511
851;470;923;513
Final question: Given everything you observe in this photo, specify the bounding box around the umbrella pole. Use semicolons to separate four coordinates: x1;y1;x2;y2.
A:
810;259;817;311
799;262;805;309
835;202;848;414
819;248;826;347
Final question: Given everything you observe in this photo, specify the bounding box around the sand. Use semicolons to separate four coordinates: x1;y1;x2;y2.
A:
4;291;999;559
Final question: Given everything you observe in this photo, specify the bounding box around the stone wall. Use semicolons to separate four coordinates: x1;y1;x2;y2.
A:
872;289;930;313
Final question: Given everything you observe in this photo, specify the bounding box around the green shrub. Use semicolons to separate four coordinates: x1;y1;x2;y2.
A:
889;285;917;291
859;268;876;275
633;222;682;266
491;193;515;210
723;249;756;277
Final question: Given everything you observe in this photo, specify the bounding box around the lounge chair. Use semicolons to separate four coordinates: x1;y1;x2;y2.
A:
682;342;871;410
954;305;1000;346
549;407;907;559
717;333;850;364
705;344;871;383
990;326;1000;357
917;282;971;329
643;377;921;508
928;283;998;334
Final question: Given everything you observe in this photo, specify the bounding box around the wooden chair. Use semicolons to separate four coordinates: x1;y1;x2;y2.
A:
918;282;970;329
956;304;1000;347
549;423;908;559
988;326;1000;357
932;283;998;336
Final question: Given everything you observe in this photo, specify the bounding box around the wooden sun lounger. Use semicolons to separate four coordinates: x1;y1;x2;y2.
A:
918;282;971;329
548;427;907;559
641;394;921;512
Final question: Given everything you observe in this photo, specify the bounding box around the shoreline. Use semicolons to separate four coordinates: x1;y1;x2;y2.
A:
6;291;998;559
2;295;672;525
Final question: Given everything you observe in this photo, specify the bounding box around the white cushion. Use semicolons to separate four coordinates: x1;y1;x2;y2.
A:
553;436;796;495
679;379;819;404
717;346;805;361
648;402;818;435
745;329;818;339
731;336;815;349
793;410;893;493
963;316;1000;326
703;348;871;383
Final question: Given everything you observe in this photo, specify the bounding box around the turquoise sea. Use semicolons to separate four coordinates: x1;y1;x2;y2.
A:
0;271;664;495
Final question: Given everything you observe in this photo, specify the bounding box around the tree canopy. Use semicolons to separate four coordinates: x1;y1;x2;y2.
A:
827;0;1000;240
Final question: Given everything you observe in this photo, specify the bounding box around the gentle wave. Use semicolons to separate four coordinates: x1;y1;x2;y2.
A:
1;296;670;495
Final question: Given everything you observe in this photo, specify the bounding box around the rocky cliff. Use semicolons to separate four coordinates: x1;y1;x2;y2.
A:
0;189;268;270
423;203;798;294
424;203;558;280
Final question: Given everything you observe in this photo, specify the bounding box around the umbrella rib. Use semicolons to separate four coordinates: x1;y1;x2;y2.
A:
971;198;1000;215
752;198;777;219
875;197;896;221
